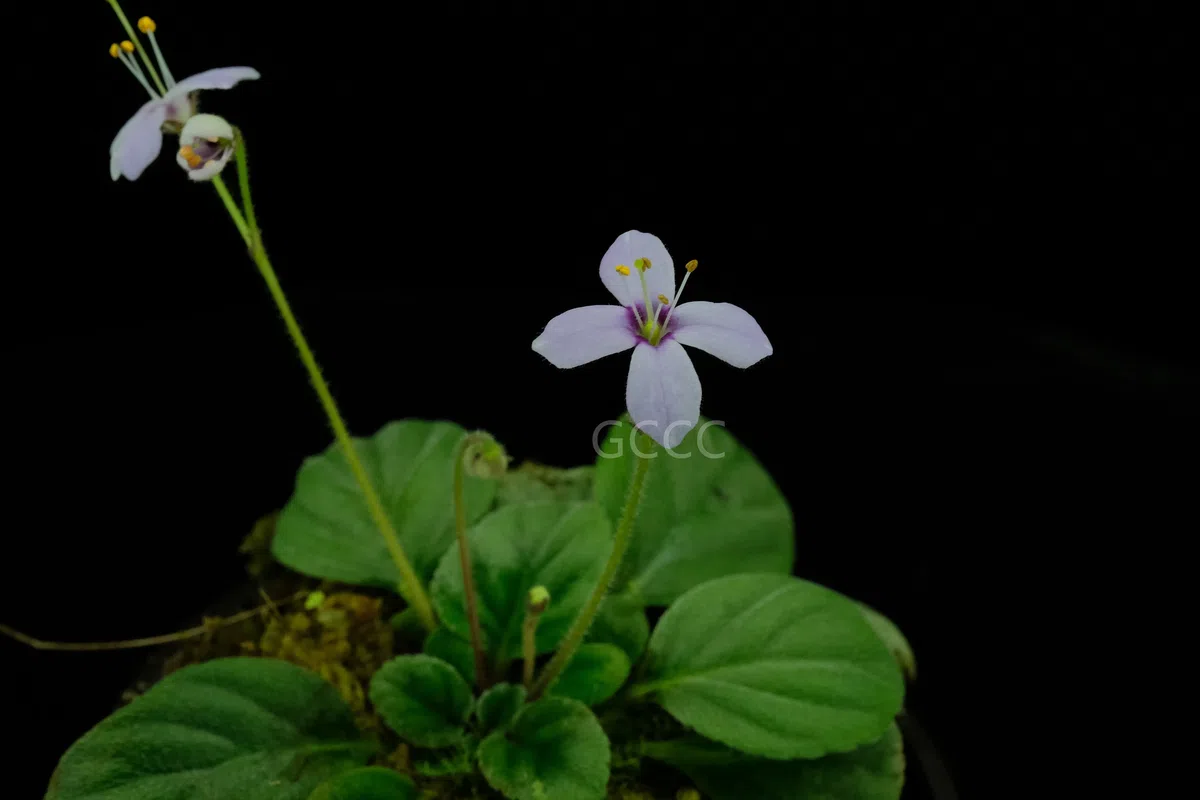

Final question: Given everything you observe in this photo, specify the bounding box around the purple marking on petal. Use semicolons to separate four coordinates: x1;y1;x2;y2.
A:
625;339;701;449
532;305;637;368
671;301;773;368
625;303;673;343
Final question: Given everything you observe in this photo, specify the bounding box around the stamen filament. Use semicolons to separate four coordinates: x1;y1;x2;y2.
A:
617;265;645;329
146;31;176;88
629;302;645;330
659;263;696;335
105;0;168;95
636;264;655;337
117;49;158;99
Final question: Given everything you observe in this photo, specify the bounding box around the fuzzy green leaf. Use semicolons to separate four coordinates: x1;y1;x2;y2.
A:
46;658;372;800
308;767;417;800
476;683;527;733
632;574;904;759
273;420;496;590
430;502;610;662
584;591;650;663
593;417;793;606
643;723;905;800
369;655;473;748
858;602;917;681
478;697;610;800
548;644;631;707
422;627;476;686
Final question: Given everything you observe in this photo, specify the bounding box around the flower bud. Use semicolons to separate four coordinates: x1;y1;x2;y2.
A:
463;432;511;480
527;585;550;614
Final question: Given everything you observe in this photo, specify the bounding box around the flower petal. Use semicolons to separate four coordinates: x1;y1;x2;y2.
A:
598;230;676;308
532;305;637;368
180;113;234;142
670;301;773;368
109;100;169;181
167;67;261;99
626;340;701;450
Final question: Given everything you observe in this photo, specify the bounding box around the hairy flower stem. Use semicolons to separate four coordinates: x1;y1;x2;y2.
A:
522;607;542;690
221;132;436;631
454;433;493;689
529;433;654;700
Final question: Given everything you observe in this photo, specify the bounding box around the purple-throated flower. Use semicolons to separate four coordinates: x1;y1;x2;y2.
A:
107;15;258;181
175;114;235;182
531;230;772;449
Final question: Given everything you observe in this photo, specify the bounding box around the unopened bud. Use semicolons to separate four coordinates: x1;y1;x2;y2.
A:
527;585;550;614
463;432;510;479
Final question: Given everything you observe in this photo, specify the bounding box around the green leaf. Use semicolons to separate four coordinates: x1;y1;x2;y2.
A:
642;723;905;800
369;655;473;748
430;501;610;662
548;644;631;706
478;697;610;800
46;657;372;800
496;463;595;505
308;767;417;800
423;626;476;686
584;591;650;663
631;574;904;759
593;416;793;606
476;683;527;733
858;602;917;681
273;420;497;589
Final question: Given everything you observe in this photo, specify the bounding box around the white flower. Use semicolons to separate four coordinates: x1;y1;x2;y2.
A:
106;15;258;181
532;231;773;449
175;114;235;181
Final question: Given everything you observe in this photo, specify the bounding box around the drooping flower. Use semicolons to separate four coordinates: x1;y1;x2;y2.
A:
106;14;258;181
531;231;773;449
176;114;235;182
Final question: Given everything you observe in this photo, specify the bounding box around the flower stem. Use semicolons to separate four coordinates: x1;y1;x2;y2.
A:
0;590;307;652
223;132;436;632
211;176;250;244
529;434;654;700
454;433;492;690
522;607;542;690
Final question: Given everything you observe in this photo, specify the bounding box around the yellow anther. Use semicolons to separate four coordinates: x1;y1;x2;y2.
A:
615;264;631;276
137;16;157;34
120;40;135;53
109;43;121;58
634;257;652;270
657;293;670;305
685;259;698;272
179;145;203;169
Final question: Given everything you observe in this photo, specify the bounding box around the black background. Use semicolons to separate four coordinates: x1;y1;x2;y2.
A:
4;1;1191;797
